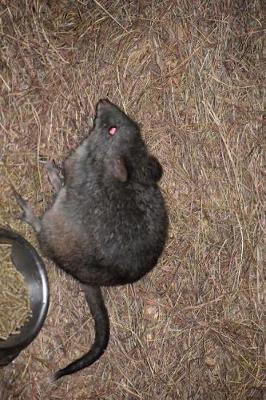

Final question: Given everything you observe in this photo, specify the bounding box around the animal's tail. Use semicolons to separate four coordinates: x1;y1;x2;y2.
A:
54;285;110;381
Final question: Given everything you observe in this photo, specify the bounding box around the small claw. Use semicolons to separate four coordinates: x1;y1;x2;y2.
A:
44;160;56;172
11;185;42;233
12;187;30;210
14;211;26;221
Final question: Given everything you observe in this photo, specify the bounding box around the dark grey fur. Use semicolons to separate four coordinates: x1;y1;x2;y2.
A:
14;99;168;380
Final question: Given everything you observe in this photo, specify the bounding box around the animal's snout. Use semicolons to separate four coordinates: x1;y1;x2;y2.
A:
97;99;111;112
95;99;114;120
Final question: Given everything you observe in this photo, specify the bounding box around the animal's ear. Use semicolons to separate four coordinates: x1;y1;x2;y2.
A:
107;158;128;182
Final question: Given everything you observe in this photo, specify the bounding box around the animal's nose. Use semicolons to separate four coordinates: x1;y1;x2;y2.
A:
96;99;114;118
97;99;111;110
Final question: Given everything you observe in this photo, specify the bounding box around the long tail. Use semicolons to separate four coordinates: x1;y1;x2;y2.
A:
54;285;110;380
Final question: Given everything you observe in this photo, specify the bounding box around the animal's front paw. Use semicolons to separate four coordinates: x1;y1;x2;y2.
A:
45;161;63;194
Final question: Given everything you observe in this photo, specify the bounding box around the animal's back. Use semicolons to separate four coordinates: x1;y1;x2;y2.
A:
39;172;167;285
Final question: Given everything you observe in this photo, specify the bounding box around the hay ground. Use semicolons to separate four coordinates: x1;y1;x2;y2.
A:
0;1;265;399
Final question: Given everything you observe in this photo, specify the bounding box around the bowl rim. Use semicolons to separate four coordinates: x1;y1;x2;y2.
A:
0;228;49;350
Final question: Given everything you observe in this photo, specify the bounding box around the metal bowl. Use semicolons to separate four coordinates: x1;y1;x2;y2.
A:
0;229;49;366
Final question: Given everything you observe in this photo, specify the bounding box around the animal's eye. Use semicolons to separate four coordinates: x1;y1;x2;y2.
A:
108;126;117;136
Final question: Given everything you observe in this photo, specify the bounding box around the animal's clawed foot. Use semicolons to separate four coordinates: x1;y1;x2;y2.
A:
12;186;41;233
45;161;63;194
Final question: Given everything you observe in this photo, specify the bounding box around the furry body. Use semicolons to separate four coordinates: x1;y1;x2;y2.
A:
15;100;168;379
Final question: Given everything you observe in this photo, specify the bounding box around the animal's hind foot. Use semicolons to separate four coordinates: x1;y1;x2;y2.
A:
45;161;63;194
12;187;41;233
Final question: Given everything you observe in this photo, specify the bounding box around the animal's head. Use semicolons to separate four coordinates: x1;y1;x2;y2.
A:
89;99;148;183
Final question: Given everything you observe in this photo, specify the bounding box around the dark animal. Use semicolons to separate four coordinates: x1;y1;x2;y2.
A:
14;99;168;380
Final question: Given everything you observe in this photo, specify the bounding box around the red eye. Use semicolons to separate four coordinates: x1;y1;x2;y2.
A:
109;126;117;136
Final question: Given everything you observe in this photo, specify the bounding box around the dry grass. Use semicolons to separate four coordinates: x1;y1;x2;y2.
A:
0;0;265;399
